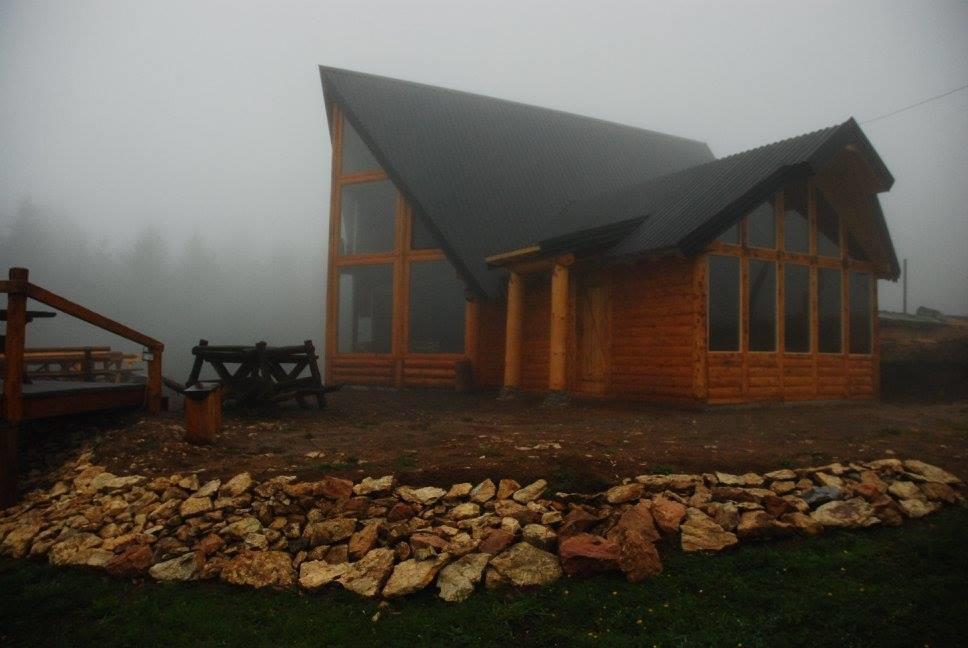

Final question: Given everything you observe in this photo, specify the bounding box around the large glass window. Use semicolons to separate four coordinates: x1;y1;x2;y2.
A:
717;221;740;245
340;119;380;175
410;211;439;250
338;264;393;353
784;264;810;353
748;259;776;351
409;260;465;353
747;200;775;249
849;272;872;354
847;232;869;261
708;255;740;351
818;267;842;353
784;180;810;253
339;180;397;255
816;191;841;258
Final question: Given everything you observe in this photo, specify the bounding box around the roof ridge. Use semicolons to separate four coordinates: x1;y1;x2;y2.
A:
319;65;710;149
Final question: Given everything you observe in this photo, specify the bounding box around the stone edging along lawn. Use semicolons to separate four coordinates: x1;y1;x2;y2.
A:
0;454;963;603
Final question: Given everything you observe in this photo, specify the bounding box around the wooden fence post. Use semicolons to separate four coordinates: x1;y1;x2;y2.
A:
1;267;28;507
147;347;163;414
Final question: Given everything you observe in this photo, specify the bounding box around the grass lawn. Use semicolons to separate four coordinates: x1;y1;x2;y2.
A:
2;508;967;647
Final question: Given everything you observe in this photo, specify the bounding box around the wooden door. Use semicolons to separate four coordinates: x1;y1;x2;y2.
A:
576;276;609;394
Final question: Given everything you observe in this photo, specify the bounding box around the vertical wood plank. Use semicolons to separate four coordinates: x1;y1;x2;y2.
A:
502;271;524;391
692;254;708;402
549;262;570;391
464;297;480;384
324;106;342;384
1;267;27;507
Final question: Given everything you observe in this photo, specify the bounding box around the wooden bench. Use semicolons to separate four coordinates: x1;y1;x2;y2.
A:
170;339;340;408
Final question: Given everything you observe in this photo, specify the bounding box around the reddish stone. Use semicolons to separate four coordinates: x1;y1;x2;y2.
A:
558;533;620;577
348;523;379;560
387;502;416;522
852;483;882;502
105;544;154;578
763;494;795;517
478;529;515;555
617;529;663;583
196;533;225;557
607;501;660;543
558;508;601;538
283;476;353;501
410;533;448;551
650;496;687;534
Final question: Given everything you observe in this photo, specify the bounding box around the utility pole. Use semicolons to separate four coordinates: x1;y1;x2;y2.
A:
902;258;908;314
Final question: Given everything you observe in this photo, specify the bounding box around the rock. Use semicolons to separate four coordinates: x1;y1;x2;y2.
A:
781;512;824;537
243;533;268;550
902;460;960;484
811;498;877;528
223;516;262;539
868;458;903;471
195;479;221;498
558;508;601;538
326;543;349;564
493;500;537;525
445;482;473;499
383;554;450;598
608;501;660;543
354;475;396;496
852;483;883;502
338;548;396;598
196;533;225;556
221;472;254;497
411;532;448;551
500;517;522;536
177;474;201;491
558;533;620;577
736;511;787;540
605;482;644;504
763;494;796;518
479;529;515;555
496;479;521;500
1;523;41;558
764;469;797;480
387;502;416;521
179;497;213;518
858;471;889;493
286;477;354;500
635;474;699;491
801;486;842;507
348;523;380;560
770;480;797;495
919;482;960;503
105;544;154;577
398;486;447;506
522;524;557;550
448;502;481;520
469;479;497;503
651;495;687;534
445;532;480;557
149;551;203;581
512;480;548;504
814;473;844;489
680;508;738;552
541;510;563;525
48;533;102;566
871;496;905;526
887;481;921;500
704;502;740;531
437;553;490;602
298;560;350;590
898;498;940;518
714;472;745;486
222;550;294;588
617;529;662;583
303;518;356;546
489;542;562;586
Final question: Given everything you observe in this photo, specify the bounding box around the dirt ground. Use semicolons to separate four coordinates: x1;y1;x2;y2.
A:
17;388;968;495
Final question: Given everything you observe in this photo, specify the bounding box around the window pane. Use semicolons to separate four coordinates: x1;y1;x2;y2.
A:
784;264;810;353
341;118;380;175
847;232;869;261
338;264;393;353
410;211;439;250
849;272;872;354
409;260;465;353
784;180;810;253
708;255;740;351
747;200;775;249
816;191;841;257
748;259;776;351
717;221;740;245
340;180;396;255
818;267;842;353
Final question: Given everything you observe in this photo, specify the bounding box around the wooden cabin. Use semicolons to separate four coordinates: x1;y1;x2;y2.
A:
318;67;899;405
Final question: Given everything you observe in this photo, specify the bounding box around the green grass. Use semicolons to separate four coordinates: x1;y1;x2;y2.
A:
2;508;967;647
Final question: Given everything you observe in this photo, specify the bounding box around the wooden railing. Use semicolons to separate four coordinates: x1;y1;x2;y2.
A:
1;267;164;424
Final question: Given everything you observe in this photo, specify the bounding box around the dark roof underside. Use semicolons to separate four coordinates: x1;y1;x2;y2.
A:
320;66;714;297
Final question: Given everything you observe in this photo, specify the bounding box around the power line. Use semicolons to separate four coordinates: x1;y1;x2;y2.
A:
861;83;968;124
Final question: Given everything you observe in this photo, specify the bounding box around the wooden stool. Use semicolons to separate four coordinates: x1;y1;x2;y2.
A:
183;382;221;445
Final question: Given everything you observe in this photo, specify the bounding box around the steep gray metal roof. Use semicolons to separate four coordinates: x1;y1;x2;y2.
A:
319;66;714;297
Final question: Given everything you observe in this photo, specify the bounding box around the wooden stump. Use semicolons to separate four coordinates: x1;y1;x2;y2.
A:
184;383;222;445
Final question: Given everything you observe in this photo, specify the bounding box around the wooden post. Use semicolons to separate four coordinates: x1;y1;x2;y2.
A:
464;297;480;384
2;267;28;507
548;261;570;392
183;384;221;445
146;347;163;413
501;271;524;395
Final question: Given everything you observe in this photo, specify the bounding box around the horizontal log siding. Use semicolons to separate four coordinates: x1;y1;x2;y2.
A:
331;356;394;385
609;257;699;403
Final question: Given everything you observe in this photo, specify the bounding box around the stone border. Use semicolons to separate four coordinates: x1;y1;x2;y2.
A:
0;454;963;602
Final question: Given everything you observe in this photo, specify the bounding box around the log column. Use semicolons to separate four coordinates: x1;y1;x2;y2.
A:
2;267;28;507
464;296;480;384
548;261;570;394
500;271;524;397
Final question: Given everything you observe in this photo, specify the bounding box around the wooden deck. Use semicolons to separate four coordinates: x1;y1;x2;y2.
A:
0;379;147;421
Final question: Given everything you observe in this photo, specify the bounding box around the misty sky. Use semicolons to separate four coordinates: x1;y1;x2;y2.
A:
2;0;966;314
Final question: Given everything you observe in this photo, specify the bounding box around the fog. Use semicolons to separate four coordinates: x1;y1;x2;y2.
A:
2;1;967;376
